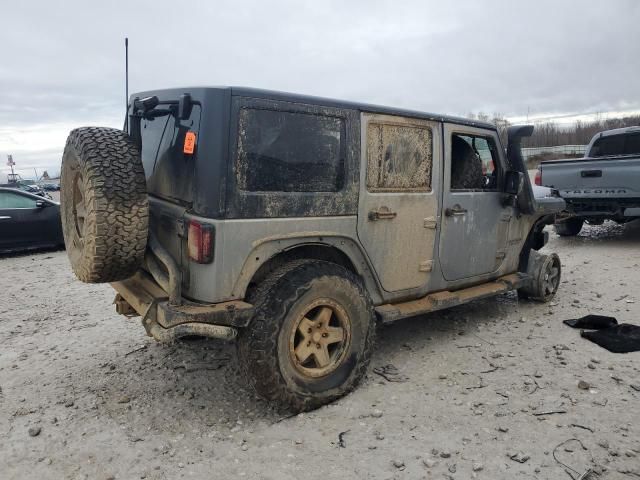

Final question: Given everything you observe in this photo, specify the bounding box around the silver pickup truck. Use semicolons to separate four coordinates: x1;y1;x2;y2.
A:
536;126;640;235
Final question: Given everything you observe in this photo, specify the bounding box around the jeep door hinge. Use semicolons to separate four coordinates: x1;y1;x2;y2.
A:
423;216;438;229
419;260;434;272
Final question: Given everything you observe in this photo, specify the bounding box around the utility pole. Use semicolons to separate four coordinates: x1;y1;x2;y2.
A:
7;154;16;182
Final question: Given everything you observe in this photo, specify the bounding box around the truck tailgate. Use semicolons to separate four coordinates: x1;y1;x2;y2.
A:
540;157;640;199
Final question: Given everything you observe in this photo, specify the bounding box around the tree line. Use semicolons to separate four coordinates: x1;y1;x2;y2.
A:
467;112;640;148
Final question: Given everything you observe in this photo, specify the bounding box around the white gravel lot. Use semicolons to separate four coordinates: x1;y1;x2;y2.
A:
1;221;639;480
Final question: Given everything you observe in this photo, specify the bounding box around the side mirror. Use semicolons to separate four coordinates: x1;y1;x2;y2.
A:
504;170;524;195
35;200;49;208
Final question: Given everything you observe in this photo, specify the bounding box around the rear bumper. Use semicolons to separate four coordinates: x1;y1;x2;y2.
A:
563;197;640;217
111;271;254;342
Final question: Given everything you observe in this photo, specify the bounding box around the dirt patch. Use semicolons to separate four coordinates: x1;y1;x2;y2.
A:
1;221;639;479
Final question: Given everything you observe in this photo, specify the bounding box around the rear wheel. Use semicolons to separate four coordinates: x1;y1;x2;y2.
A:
554;217;583;236
61;127;148;283
238;260;376;412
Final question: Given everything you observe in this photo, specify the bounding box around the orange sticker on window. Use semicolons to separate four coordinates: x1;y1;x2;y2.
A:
184;131;196;154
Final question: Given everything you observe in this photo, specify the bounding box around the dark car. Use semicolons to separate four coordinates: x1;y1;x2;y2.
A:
0;187;64;253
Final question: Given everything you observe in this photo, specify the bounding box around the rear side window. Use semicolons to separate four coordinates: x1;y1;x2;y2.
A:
366;123;432;191
236;109;345;192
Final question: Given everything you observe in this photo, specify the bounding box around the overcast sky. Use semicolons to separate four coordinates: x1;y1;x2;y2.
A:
1;0;639;179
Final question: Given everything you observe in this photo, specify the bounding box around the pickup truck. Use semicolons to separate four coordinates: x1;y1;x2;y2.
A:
536;126;640;235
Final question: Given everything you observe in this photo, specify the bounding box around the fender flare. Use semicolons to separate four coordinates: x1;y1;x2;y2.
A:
230;233;384;305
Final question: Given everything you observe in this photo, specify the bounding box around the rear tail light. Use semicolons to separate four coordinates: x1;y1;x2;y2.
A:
187;220;214;264
534;168;542;186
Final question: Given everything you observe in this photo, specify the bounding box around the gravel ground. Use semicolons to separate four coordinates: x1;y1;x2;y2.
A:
1;221;639;480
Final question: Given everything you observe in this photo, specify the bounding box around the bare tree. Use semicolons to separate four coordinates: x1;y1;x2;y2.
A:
467;112;640;148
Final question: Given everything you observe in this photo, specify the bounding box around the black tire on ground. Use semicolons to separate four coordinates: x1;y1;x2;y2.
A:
519;252;561;302
237;260;376;412
554;217;584;236
61;127;148;283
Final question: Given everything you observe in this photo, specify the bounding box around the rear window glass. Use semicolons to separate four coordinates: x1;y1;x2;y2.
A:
624;133;640;155
589;133;640;157
140;116;170;176
366;123;432;191
236;109;345;192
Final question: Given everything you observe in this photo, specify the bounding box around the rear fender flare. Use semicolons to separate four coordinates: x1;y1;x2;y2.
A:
232;234;384;305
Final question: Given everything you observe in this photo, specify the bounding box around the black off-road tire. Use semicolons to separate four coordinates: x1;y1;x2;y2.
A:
554;217;584;237
237;260;376;412
61;127;148;283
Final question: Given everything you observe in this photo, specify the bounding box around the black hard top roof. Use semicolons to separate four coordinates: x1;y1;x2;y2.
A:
135;86;496;130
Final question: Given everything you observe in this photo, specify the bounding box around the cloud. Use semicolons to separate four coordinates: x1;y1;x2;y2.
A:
1;0;639;177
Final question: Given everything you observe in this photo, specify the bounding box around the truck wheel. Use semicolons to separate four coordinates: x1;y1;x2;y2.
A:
554;217;583;236
238;260;376;412
61;127;148;283
519;252;561;302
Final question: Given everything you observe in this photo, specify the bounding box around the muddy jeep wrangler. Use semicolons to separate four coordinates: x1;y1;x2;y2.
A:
61;87;564;411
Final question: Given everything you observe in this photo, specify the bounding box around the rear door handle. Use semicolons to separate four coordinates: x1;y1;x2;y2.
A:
0;216;11;220
368;206;397;221
581;169;602;178
444;206;467;217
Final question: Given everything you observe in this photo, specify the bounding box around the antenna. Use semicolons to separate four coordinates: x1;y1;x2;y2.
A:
125;37;129;132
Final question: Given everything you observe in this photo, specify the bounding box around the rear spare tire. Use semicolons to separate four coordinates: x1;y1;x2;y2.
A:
61;127;148;283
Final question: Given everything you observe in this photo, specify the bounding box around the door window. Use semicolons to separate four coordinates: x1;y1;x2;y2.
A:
450;134;500;191
366;123;432;191
0;191;38;208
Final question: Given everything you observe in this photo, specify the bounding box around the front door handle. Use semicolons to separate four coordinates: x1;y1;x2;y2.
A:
0;216;11;220
444;205;467;217
368;206;397;221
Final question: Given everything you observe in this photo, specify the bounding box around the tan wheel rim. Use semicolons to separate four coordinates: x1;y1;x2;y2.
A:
288;298;352;378
72;171;86;245
543;257;560;297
